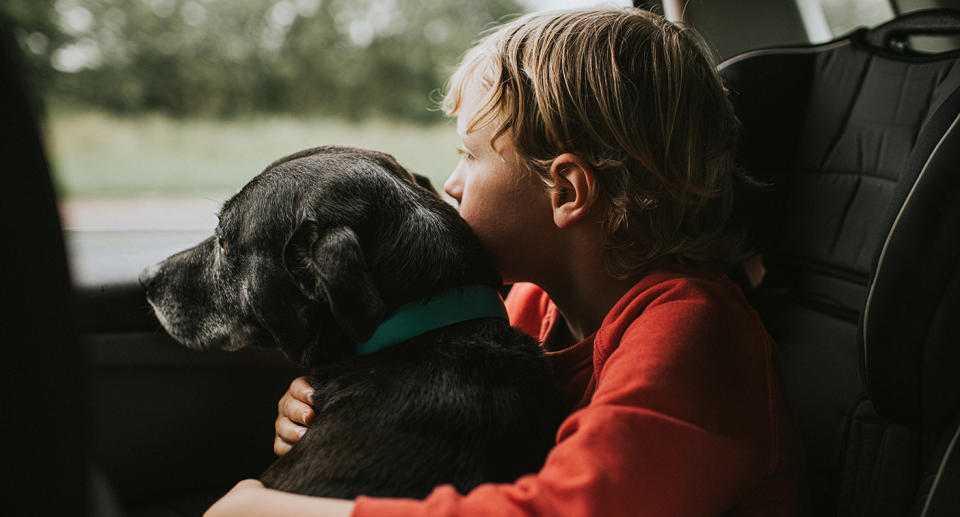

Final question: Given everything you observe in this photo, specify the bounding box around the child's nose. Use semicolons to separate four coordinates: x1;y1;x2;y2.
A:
444;170;464;203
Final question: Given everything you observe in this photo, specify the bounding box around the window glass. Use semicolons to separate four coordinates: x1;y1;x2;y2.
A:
795;0;895;42
3;0;624;231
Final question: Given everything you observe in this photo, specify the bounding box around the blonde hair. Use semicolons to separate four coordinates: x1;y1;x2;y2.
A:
443;7;746;277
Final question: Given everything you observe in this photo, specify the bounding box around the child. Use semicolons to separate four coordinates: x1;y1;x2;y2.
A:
206;7;798;516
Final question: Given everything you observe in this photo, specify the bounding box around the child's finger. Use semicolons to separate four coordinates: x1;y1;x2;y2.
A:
274;434;293;456
278;392;314;425
289;376;315;404
276;415;308;445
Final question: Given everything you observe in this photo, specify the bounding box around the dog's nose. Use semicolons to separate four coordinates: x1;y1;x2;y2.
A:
139;262;161;292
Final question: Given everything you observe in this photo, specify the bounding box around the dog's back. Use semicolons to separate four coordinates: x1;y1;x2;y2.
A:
261;319;562;498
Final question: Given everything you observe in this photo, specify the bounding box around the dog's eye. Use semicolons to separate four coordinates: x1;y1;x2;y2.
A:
218;236;227;252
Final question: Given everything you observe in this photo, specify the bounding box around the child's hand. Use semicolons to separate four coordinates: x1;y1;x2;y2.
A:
274;376;315;456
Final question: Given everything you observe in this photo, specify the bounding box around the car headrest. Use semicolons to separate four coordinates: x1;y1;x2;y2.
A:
857;9;960;432
864;8;960;50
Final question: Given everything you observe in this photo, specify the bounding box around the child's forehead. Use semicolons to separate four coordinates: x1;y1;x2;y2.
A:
455;82;484;130
455;81;498;140
456;112;496;151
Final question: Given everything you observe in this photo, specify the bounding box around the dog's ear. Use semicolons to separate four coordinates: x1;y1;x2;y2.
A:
283;221;386;342
412;173;438;194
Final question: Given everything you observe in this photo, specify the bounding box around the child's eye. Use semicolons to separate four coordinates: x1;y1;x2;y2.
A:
456;146;474;161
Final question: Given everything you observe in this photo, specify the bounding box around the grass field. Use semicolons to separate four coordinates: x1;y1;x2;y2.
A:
45;111;462;199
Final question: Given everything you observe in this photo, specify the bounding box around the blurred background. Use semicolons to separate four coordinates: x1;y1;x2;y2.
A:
2;0;538;221
1;0;894;230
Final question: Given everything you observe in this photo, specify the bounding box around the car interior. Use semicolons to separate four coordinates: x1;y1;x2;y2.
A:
719;6;960;516
3;0;959;516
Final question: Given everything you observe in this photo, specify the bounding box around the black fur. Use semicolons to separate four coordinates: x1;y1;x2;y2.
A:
141;146;564;498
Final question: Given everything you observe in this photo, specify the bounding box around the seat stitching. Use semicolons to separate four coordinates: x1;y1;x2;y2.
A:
828;175;862;258
820;53;875;171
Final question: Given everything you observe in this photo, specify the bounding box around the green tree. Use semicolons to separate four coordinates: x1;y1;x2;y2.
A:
2;0;525;121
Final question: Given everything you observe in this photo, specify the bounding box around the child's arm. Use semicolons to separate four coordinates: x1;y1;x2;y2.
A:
204;480;354;517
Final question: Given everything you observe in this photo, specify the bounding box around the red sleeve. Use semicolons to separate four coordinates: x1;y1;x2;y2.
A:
352;285;787;517
503;282;552;340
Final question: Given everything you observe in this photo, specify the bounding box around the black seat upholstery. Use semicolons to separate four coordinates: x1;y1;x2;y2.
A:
719;9;960;517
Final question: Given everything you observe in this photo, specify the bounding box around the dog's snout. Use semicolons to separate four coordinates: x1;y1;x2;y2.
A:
139;262;162;293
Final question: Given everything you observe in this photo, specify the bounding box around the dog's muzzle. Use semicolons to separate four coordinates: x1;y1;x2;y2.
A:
139;262;162;297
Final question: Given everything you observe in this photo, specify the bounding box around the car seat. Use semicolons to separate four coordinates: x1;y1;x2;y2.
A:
718;8;960;517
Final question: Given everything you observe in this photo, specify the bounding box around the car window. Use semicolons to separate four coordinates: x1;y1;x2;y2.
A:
6;0;634;232
797;0;895;42
6;0;514;231
2;0;627;284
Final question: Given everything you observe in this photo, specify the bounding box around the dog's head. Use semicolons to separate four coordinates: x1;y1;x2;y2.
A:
141;146;500;366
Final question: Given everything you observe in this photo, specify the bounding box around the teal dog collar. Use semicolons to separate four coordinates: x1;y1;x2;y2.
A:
355;285;509;355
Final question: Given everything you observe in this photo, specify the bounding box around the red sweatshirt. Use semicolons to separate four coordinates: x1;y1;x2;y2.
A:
353;265;798;516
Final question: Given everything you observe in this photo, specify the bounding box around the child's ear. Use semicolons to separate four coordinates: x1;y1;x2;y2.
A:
549;153;598;229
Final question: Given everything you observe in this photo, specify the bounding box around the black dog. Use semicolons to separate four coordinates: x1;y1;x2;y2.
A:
140;146;563;498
